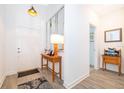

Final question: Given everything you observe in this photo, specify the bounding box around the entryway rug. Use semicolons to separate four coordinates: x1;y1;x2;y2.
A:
18;68;39;78
18;77;53;89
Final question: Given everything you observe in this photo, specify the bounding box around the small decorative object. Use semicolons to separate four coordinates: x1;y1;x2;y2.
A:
44;48;47;54
104;48;120;56
44;49;54;56
105;28;122;42
47;49;50;55
49;50;54;56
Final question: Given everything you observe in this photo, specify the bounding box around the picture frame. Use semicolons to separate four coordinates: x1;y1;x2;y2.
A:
105;28;122;42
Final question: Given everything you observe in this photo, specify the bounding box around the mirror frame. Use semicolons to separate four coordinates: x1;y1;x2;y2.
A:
104;28;122;42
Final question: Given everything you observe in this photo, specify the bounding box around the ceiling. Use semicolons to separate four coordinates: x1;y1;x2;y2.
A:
88;4;124;16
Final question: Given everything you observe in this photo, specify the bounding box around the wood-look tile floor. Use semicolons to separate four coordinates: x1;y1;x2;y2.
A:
73;69;124;89
1;68;65;89
1;68;124;89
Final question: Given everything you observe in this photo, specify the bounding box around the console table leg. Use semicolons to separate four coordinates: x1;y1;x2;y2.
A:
41;56;43;69
47;60;48;70
102;61;104;71
105;63;106;70
119;64;121;76
52;62;55;82
59;60;62;80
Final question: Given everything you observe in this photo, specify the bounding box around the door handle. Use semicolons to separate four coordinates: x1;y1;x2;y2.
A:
17;48;21;53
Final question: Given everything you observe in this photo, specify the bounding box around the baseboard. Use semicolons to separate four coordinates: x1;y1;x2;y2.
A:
63;73;89;89
0;74;6;88
6;70;17;76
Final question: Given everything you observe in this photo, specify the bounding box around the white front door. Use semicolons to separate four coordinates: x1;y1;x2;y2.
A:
16;29;42;72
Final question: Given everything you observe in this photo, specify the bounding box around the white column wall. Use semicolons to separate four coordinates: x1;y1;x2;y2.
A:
63;5;89;88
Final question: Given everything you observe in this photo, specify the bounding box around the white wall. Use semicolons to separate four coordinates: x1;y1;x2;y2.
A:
4;4;47;75
4;5;17;75
100;8;124;73
64;5;89;88
0;5;6;87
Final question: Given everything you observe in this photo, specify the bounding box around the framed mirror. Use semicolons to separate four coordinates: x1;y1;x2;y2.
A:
105;28;122;42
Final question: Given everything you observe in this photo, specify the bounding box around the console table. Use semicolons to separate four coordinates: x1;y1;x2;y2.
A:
102;55;121;75
41;53;62;81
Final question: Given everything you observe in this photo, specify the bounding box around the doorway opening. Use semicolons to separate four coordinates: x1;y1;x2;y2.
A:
89;24;96;72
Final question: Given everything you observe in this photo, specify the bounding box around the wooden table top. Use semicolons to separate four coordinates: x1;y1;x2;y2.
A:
41;53;62;59
102;54;121;57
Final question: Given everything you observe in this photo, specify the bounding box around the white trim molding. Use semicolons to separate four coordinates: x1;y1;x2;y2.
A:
63;73;89;89
0;74;6;88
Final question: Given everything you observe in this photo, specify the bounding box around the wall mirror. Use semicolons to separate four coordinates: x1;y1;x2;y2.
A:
105;28;122;42
46;6;64;50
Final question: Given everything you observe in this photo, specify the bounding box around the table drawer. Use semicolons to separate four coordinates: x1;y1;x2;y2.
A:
104;60;120;64
103;56;120;64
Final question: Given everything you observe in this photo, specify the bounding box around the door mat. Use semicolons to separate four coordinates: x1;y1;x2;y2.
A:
18;68;39;78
